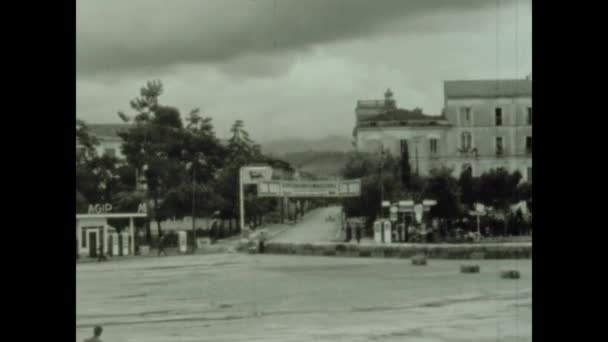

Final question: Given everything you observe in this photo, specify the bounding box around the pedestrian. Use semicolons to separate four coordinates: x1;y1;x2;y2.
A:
355;224;361;244
258;229;267;254
84;325;103;342
345;221;352;242
157;233;167;256
96;246;107;262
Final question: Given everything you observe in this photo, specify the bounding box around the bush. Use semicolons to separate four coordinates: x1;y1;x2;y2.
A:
335;244;347;252
500;270;521;279
359;251;371;257
460;264;480;273
412;254;427;265
470;252;486;260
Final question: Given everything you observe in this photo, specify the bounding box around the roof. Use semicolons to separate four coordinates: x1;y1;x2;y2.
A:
444;79;532;99
359;108;447;123
88;123;130;140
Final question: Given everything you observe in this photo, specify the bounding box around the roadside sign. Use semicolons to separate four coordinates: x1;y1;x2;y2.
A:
240;166;273;185
414;204;424;223
257;179;361;198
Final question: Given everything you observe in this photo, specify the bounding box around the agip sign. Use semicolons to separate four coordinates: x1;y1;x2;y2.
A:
88;203;113;214
86;203;147;214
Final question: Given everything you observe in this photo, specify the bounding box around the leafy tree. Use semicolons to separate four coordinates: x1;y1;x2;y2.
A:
117;80;205;237
425;167;462;220
517;181;532;210
475;169;522;211
341;151;400;229
475;169;523;235
76;119;99;164
76;190;88;213
213;120;289;229
458;166;475;207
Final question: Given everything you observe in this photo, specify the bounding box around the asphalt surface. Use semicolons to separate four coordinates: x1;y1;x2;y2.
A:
77;253;531;342
270;206;343;243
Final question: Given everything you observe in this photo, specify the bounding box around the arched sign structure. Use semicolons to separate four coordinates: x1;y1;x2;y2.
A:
238;165;361;234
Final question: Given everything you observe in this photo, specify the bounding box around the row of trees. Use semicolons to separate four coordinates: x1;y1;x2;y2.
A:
341;150;532;235
76;80;296;241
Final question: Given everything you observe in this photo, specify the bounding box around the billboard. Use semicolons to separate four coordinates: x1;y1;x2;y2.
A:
240;166;273;185
257;179;361;198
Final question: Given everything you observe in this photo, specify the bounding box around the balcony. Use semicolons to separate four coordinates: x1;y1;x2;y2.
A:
457;147;478;158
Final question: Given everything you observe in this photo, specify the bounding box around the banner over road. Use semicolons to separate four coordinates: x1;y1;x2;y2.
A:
258;179;361;198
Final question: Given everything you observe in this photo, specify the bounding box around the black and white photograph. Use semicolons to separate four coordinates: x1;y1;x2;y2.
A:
76;1;532;341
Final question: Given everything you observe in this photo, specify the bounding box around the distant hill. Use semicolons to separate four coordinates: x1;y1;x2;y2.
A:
280;150;351;178
261;135;354;157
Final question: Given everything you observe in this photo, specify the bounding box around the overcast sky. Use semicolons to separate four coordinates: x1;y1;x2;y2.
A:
77;0;531;141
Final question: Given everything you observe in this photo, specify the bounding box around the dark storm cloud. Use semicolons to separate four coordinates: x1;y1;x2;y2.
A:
77;0;496;77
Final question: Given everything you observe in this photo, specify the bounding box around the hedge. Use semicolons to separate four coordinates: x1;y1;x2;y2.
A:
263;242;531;260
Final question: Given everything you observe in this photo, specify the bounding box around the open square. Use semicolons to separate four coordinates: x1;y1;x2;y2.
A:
77;254;531;341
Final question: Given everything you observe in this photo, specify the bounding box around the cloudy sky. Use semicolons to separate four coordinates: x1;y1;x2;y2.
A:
77;0;531;141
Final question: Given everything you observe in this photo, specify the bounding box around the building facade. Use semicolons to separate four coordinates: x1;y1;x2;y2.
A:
354;79;532;182
89;124;129;160
443;79;532;181
354;89;452;176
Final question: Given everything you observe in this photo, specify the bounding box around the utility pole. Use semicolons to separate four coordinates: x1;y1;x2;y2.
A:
413;137;420;176
379;147;385;218
192;161;196;236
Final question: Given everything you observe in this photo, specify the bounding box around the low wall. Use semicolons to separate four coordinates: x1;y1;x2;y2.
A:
263;242;532;259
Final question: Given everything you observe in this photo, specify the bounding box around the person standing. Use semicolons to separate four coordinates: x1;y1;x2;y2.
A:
157;233;167;256
355;224;361;244
345;221;352;242
84;326;103;342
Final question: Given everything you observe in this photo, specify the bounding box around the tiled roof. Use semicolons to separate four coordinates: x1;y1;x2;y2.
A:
444;79;532;98
88;123;130;140
356;108;450;129
356;100;386;108
359;108;444;122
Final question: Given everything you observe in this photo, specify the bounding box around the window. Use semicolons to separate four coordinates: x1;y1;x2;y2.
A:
527;167;532;182
495;137;504;156
527;107;532;125
104;148;116;157
495;107;503;126
461;132;472;150
429;138;438;154
81;230;86;248
526;136;532;154
460;107;471;126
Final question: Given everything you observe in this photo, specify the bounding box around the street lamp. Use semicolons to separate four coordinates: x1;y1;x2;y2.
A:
185;151;205;250
412;136;422;176
379;146;386;217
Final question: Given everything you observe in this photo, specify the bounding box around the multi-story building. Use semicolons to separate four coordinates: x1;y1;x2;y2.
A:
353;78;532;182
443;79;532;181
88;124;129;160
354;89;452;176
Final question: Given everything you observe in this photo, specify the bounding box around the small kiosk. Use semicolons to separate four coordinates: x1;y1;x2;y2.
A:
76;212;147;258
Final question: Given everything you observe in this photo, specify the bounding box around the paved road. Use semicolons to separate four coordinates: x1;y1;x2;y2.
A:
270;206;342;243
77;253;531;342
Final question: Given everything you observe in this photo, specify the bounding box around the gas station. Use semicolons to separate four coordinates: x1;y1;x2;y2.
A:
374;199;437;244
76;204;147;258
